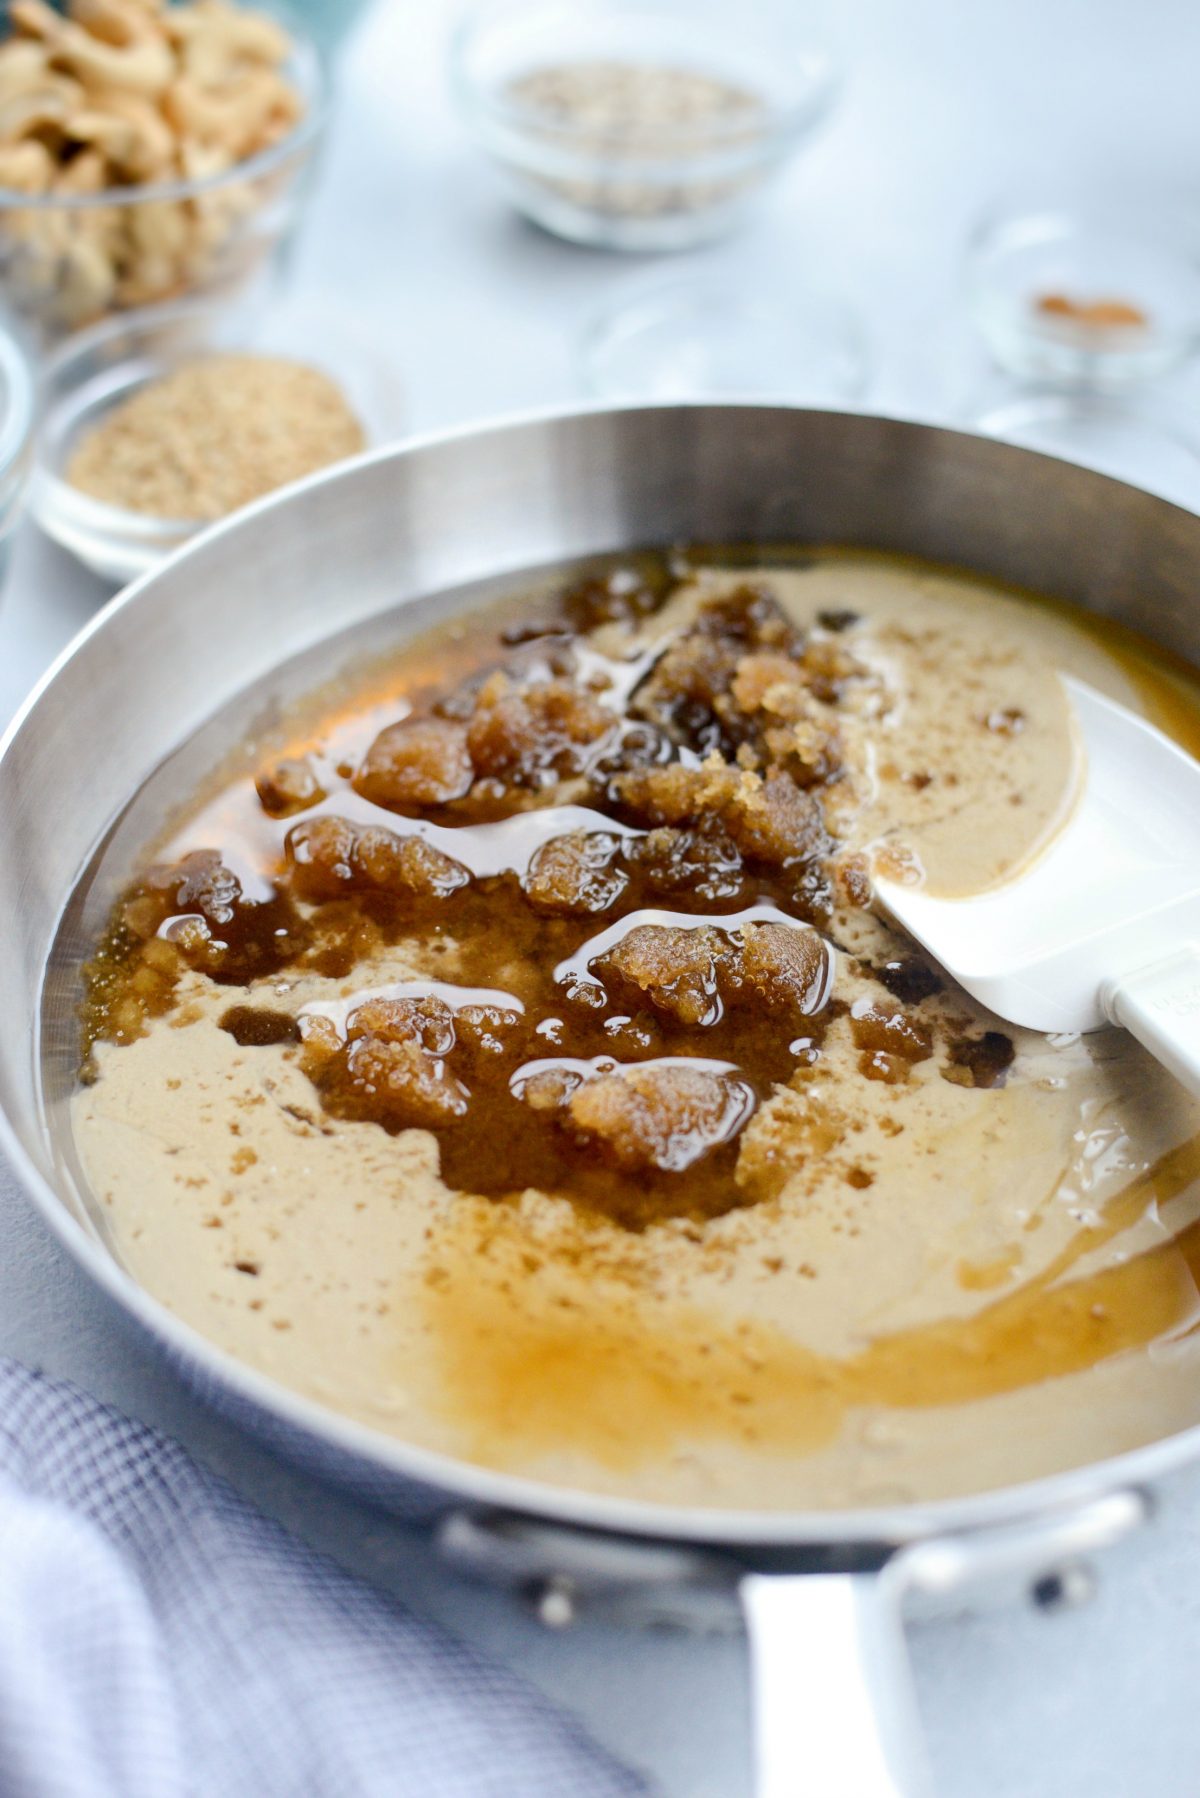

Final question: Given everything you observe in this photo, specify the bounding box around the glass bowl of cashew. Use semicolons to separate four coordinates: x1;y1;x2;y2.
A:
0;0;326;345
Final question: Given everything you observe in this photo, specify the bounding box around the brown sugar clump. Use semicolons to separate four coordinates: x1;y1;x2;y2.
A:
465;673;614;787
306;996;471;1131
559;563;671;631
832;851;872;909
723;772;828;866
876;955;942;1005
610;759;741;828
611;763;827;870
355;717;474;812
80;846;309;1056
219;1005;300;1047
256;757;326;819
634;629;744;755
516;1065;584;1112
567;1064;749;1173
738;921;829;1016
729;651;845;785
851;1003;934;1063
596;918;831;1029
599;923;729;1026
344;1042;467;1128
620;587;869;800
696;585;803;649
943;1031;1015;1089
851;1003;934;1085
348;996;458;1052
65;356;366;521
629;585;827;760
730;651;811;716
285;815;469;901
627;824;746;903
141;850;306;984
523;831;629;916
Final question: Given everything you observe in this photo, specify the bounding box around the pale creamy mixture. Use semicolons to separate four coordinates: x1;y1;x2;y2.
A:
70;554;1200;1510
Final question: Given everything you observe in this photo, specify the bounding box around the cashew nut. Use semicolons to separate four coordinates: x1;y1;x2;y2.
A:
172;1;290;79
57;232;117;321
0;39;50;103
69;90;174;176
53;23;174;98
55;143;107;192
164;66;293;159
0;136;53;193
9;0;64;42
0;78;83;144
127;194;189;259
69;0;178;53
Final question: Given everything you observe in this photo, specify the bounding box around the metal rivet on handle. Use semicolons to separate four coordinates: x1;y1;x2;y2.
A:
526;1576;577;1628
1031;1563;1096;1612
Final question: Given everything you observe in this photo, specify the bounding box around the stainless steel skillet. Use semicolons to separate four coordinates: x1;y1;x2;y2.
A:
3;404;1200;1797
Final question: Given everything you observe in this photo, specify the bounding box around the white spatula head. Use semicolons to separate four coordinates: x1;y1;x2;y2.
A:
878;679;1200;1081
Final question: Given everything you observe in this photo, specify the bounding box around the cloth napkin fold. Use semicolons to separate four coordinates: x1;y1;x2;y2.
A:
0;1359;646;1798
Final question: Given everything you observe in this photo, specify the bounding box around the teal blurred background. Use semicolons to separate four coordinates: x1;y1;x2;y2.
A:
283;0;380;58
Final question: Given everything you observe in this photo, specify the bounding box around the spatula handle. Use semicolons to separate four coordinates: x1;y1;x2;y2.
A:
1104;948;1200;1098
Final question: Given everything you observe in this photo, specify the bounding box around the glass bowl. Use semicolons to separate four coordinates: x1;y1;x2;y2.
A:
451;0;841;251
967;195;1200;390
31;291;404;586
0;316;35;593
580;272;868;403
0;1;326;347
971;392;1200;513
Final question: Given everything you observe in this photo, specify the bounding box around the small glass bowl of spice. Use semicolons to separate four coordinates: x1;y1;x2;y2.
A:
451;0;840;251
31;292;402;583
967;194;1200;390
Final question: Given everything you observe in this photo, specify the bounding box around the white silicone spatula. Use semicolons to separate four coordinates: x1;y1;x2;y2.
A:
877;676;1200;1097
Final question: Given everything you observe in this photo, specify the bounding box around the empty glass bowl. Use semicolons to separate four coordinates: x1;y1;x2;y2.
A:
581;273;868;405
968;194;1200;390
971;392;1200;513
452;0;841;251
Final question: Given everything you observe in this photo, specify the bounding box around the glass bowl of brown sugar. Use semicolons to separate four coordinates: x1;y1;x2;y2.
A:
30;291;405;585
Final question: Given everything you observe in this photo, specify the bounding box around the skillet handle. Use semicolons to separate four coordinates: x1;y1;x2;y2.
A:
740;1569;930;1798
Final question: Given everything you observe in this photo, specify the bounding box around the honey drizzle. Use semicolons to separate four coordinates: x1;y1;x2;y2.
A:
422;1134;1200;1471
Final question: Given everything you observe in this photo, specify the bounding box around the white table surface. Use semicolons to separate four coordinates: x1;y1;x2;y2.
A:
5;3;1200;1793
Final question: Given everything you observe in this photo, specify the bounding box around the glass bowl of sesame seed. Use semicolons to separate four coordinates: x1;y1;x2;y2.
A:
30;290;404;584
451;0;842;251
